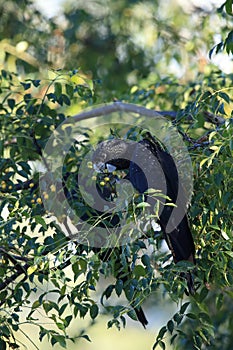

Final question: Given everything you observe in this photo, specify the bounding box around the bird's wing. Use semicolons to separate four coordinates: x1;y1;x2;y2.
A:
129;138;195;263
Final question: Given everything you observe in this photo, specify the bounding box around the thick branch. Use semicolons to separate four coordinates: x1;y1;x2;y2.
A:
72;102;163;122
203;111;226;125
72;101;226;125
1;42;40;68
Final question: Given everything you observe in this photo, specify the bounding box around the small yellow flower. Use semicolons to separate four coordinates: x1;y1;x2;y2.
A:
91;175;97;181
99;181;105;186
36;198;42;204
1;184;6;190
31;199;35;203
29;183;34;188
87;161;93;169
9;185;12;190
43;193;49;200
104;177;110;182
50;184;56;192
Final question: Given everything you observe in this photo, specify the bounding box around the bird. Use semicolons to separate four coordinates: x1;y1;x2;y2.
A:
92;134;196;291
92;134;195;264
63;132;195;328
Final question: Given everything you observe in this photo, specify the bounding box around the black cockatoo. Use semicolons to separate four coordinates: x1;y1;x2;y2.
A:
92;136;195;264
91;134;195;327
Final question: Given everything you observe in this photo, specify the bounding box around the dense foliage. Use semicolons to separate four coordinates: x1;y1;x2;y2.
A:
0;1;232;350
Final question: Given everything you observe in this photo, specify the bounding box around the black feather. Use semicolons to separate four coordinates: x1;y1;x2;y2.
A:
63;134;196;327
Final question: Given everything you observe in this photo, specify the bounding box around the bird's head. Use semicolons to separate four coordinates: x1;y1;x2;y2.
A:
92;139;134;171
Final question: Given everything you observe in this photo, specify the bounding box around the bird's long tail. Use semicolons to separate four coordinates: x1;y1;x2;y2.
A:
134;306;148;328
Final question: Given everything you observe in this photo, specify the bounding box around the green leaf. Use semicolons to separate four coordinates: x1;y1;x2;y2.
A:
64;315;72;327
170;334;178;345
197;114;205;128
141;254;150;267
225;0;233;16
54;82;62;98
103;285;114;301
72;262;82;281
225;251;233;258
115;279;123;296
173;313;183;325
125;284;135;301
32;300;41;310
180;302;190;314
43;301;53;313
1;325;10;337
14;288;23;302
59;303;68;316
20;82;31;90
167;320;174;334
157;326;167;340
201;91;212;100
219;91;230;103
225;30;233;54
0;291;7;301
62;93;71;106
127;309;138;321
32;80;41;87
79;305;88;318
51;335;66;348
7;99;15;109
158;341;166;350
1;69;7;78
134;265;146;277
81;334;91;342
152;340;160;350
199;287;209;302
0;339;6;350
16;107;24;116
17;169;29;178
198;312;211;324
65;84;74;98
90;304;99;319
194;334;202;349
12;313;19;322
34;216;47;230
217;102;226;115
136;202;151;208
18;161;31;172
107;318;121;329
39;327;47;342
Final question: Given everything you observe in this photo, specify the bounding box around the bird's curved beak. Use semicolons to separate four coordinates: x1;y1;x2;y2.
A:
93;162;105;173
106;163;117;172
93;162;116;173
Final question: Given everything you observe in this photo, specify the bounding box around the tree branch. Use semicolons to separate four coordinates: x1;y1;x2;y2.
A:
72;101;226;125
